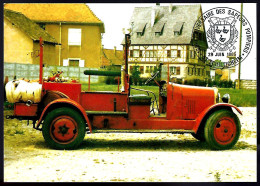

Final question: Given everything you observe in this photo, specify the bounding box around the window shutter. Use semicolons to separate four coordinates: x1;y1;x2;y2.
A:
167;50;171;57
79;60;85;67
130;50;133;57
140;66;144;74
176;67;180;75
139;50;143;57
63;59;69;66
177;50;181;58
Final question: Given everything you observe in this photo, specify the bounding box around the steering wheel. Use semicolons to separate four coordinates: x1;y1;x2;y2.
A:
145;71;160;85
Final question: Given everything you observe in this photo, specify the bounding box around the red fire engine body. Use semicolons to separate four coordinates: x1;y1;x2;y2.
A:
6;35;242;150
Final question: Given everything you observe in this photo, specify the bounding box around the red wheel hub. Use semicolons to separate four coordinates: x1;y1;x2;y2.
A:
50;116;78;143
214;117;236;145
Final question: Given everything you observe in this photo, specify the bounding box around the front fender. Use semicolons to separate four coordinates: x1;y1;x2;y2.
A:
36;98;92;133
193;103;242;133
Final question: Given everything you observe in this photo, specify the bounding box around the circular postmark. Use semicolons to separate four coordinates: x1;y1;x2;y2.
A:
192;7;253;69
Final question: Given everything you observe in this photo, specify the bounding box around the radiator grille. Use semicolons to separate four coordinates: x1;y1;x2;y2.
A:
186;100;196;114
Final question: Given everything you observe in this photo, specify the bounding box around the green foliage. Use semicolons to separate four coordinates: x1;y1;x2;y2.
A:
131;64;141;85
101;66;121;85
218;88;256;107
184;79;234;88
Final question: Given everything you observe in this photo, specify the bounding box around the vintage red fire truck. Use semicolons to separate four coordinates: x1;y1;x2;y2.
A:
5;35;241;150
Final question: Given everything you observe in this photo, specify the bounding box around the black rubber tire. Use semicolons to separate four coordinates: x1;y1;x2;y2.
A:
204;109;241;150
42;107;86;150
191;130;205;141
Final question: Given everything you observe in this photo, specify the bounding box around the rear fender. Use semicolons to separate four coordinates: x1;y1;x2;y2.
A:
36;98;92;133
193;103;242;133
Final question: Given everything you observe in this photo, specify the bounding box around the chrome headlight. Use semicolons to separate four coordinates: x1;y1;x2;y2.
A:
222;93;230;103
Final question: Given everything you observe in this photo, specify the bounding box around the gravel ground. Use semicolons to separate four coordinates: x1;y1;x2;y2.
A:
3;107;257;182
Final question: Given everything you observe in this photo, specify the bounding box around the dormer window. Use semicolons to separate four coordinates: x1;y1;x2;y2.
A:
173;22;184;36
155;32;161;36
174;31;180;36
137;32;143;37
136;23;147;37
154;22;165;36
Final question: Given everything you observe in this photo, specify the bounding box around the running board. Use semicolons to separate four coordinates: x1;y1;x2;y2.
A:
92;129;194;134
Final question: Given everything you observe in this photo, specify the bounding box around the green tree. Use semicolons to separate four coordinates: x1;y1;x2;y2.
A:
131;64;141;85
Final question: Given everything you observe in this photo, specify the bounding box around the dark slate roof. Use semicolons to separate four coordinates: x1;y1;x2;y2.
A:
4;9;59;44
123;4;202;45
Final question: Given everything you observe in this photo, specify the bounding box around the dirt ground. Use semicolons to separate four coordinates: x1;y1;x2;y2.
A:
3;107;257;182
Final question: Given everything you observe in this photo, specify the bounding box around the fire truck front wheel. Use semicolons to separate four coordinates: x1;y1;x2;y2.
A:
204;109;241;150
42;107;86;149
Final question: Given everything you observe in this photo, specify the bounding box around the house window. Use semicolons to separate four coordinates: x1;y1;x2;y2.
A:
149;51;154;58
145;51;157;58
167;50;171;58
154;51;158;57
198;68;201;76
171;50;177;57
140;66;144;74
155;32;161;36
137;32;142;37
170;50;181;58
177;50;181;58
133;50;139;58
140;50;143;57
150;66;154;73
191;67;194;75
130;66;133;73
188;67;193;76
173;22;184;36
190;50;195;59
145;66;149;73
68;28;81;46
174;31;180;36
145;51;149;57
130;50;133;57
176;67;180;75
69;59;79;67
170;67;174;74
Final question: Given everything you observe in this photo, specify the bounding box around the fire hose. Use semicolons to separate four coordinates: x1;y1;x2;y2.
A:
5;80;42;103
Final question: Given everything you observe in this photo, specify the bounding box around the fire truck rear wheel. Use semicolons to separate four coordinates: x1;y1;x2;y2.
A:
42;107;86;150
204;109;241;150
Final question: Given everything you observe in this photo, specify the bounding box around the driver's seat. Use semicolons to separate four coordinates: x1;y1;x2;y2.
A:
129;94;151;105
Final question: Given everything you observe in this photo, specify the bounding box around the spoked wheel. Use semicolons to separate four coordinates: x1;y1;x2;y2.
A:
204;109;241;150
42;107;86;149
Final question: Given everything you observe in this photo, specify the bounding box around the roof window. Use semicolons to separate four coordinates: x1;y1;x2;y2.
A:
136;23;147;37
154;22;165;36
173;22;184;36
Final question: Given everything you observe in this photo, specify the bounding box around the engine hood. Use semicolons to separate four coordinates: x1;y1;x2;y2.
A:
167;83;216;120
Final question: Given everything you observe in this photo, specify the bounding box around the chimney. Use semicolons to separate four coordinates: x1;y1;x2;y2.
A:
114;46;117;56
